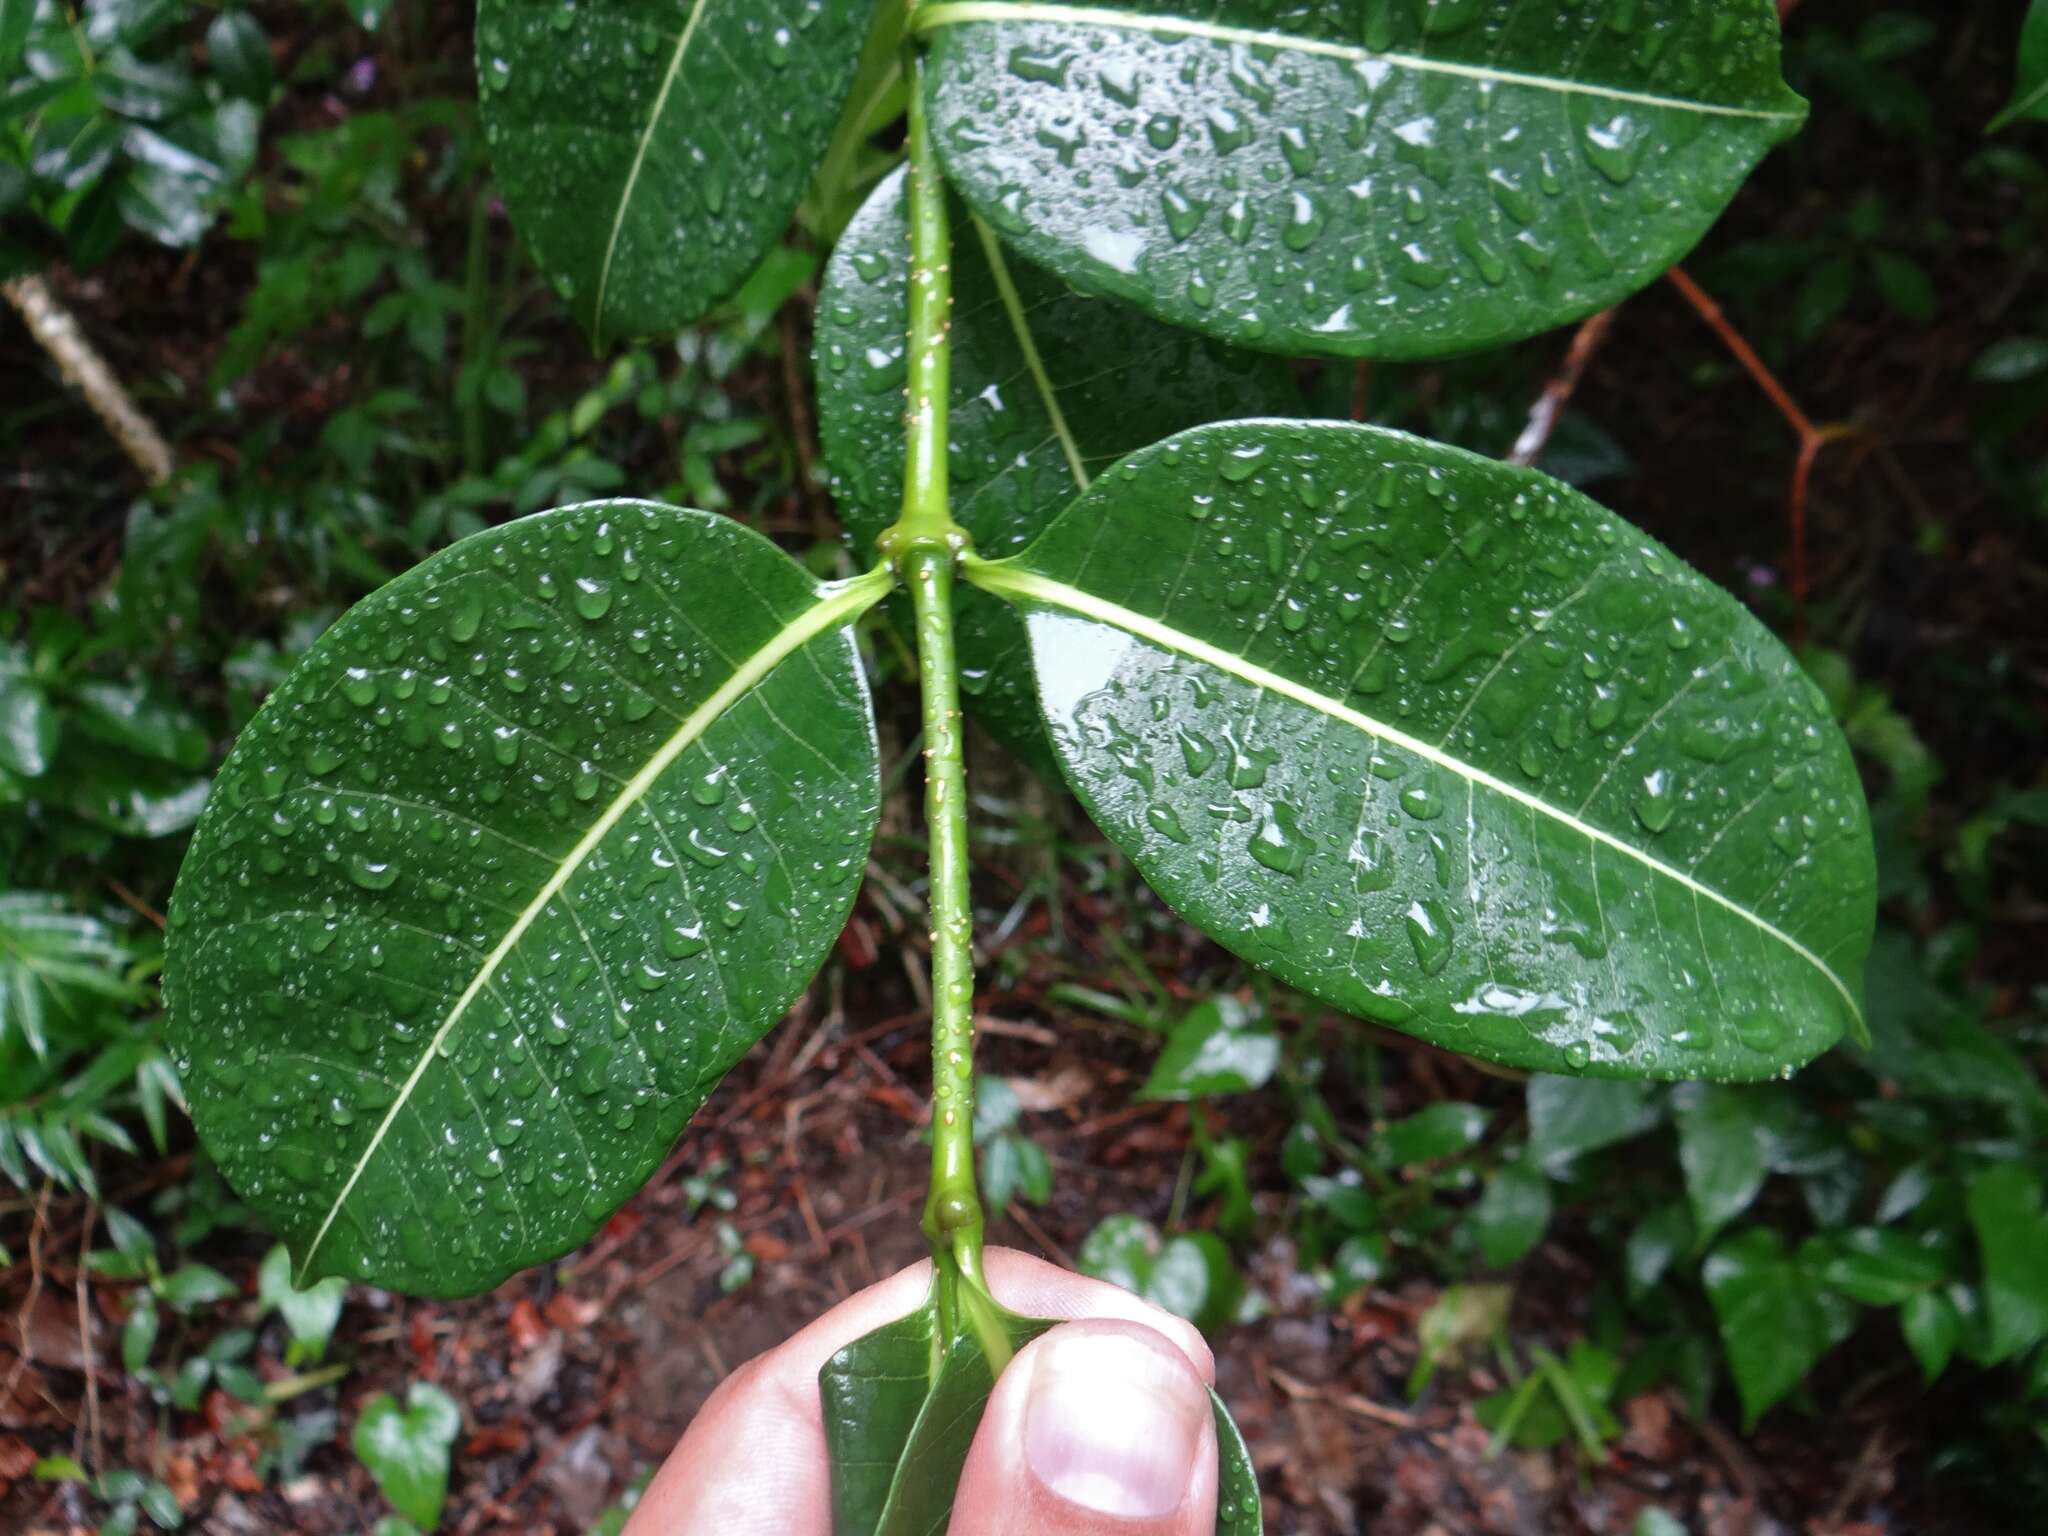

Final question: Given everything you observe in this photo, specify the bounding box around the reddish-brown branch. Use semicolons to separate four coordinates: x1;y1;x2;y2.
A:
1509;308;1620;467
1665;266;1847;630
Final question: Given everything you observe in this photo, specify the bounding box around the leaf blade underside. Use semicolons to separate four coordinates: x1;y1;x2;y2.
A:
166;503;886;1295
973;421;1874;1081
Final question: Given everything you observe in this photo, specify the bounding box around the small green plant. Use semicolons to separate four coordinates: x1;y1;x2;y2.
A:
352;1380;462;1534
160;3;1880;1528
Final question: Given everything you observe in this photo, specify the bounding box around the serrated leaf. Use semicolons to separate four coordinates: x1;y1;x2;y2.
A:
822;1287;1259;1535
817;166;1300;768
971;421;1874;1080
475;0;874;347
919;0;1806;359
164;503;886;1297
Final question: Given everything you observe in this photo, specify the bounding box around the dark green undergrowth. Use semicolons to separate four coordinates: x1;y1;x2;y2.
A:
4;1;2045;1530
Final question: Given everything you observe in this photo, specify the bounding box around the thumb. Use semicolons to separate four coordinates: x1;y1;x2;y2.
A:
947;1320;1219;1536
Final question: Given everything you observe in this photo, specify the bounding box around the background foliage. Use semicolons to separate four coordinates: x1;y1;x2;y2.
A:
2;0;2045;1531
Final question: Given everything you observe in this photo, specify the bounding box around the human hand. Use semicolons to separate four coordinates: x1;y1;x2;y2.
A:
622;1247;1221;1536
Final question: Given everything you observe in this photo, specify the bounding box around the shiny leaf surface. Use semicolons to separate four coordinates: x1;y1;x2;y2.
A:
165;502;885;1296
973;421;1874;1080
823;1291;1261;1534
920;0;1805;359
476;0;874;346
817;165;1299;766
1990;0;2048;133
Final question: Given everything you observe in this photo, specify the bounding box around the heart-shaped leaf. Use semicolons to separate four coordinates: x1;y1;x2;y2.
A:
970;421;1875;1080
165;502;887;1296
1077;1214;1246;1333
475;0;875;346
817;165;1301;768
354;1381;461;1531
919;0;1806;359
822;1286;1260;1534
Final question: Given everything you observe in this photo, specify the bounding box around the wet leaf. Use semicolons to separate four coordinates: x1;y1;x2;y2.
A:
972;421;1875;1080
475;0;874;346
1139;994;1279;1100
1702;1228;1854;1428
920;0;1805;359
1672;1083;1771;1244
817;166;1300;769
822;1287;1260;1535
353;1381;461;1531
1966;1164;2048;1363
164;502;886;1296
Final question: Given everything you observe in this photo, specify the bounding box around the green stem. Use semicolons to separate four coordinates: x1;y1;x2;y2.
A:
883;44;1001;1363
907;546;985;1293
879;46;961;559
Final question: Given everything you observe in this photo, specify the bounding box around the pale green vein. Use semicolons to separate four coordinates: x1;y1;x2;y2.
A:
914;2;1805;123
592;0;715;345
970;214;1090;491
966;557;1863;1025
297;564;891;1282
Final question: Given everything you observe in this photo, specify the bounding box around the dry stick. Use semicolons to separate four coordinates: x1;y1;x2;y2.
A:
75;1203;103;1477
1508;308;1620;467
3;275;174;487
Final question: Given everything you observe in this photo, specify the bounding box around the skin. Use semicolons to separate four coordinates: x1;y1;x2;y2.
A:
624;1248;1220;1536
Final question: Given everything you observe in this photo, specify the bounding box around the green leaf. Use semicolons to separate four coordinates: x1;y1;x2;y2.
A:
204;12;272;102
1139;994;1279;1100
1382;1101;1489;1165
1899;1289;1962;1384
972;422;1874;1080
1811;1227;1948;1307
1967;1165;2048;1364
1077;1213;1246;1334
919;0;1806;360
1702;1229;1855;1429
1524;1075;1661;1174
1971;335;2048;384
1989;0;2048;132
165;503;887;1297
817;166;1300;768
1671;1084;1771;1246
158;1263;238;1311
475;0;875;346
0;675;58;778
353;1382;461;1532
1467;1156;1551;1268
258;1243;346;1358
822;1288;1260;1535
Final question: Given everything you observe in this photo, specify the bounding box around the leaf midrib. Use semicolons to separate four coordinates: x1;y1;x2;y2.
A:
967;558;1863;1024
592;0;716;345
296;566;890;1282
914;1;1805;124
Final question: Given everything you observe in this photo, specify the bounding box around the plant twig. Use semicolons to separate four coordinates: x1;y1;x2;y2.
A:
1665;266;1855;631
1508;308;1619;467
3;275;174;487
